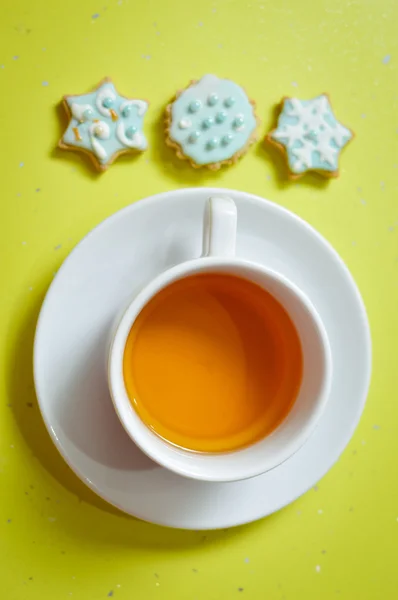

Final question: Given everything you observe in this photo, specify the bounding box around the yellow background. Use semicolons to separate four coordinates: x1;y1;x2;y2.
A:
1;0;397;598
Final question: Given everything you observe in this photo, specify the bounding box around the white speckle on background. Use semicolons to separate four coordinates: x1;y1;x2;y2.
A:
380;180;385;189
361;440;366;445
42;47;46;51
28;287;33;291
360;198;366;205
198;21;204;26
307;65;312;71
351;241;357;246
141;54;151;60
291;81;298;87
382;54;391;65
22;241;27;246
19;161;24;167
54;244;62;250
318;509;323;514
0;65;4;69
361;113;366;118
13;55;19;60
42;80;49;86
315;565;321;573
48;517;57;522
244;557;250;564
297;510;302;516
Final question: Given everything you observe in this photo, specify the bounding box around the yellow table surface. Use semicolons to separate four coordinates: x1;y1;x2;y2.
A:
1;0;397;598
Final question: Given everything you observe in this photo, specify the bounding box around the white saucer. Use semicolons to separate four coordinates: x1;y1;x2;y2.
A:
34;188;371;530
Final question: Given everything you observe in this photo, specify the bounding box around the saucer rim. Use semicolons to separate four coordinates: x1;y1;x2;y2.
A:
34;187;371;529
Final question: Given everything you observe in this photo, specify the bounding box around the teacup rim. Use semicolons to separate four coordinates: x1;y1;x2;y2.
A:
108;256;332;483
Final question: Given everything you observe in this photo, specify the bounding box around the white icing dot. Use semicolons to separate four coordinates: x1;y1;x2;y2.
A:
179;118;192;129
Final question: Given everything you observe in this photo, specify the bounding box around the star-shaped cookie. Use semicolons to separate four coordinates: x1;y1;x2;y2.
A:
266;94;353;179
59;78;149;172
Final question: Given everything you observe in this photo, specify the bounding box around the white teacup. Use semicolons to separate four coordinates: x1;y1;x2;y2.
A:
108;197;332;482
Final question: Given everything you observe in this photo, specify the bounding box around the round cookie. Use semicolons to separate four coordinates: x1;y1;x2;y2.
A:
266;94;354;179
165;74;260;170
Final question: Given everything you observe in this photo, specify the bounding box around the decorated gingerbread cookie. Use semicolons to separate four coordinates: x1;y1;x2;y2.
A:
266;94;353;179
165;74;260;170
59;78;149;172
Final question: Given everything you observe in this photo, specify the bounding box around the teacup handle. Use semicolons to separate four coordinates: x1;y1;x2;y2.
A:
202;196;237;258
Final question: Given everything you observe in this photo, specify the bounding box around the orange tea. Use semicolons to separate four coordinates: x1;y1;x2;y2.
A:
123;273;303;453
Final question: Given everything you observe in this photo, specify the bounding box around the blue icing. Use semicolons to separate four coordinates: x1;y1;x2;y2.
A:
271;95;352;174
83;108;94;120
222;134;233;145
102;97;114;108
202;117;214;129
126;125;137;137
169;75;257;165
216;111;227;123
207;137;219;149
224;96;236;108
189;100;201;113
62;82;148;165
207;93;218;106
189;131;201;143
